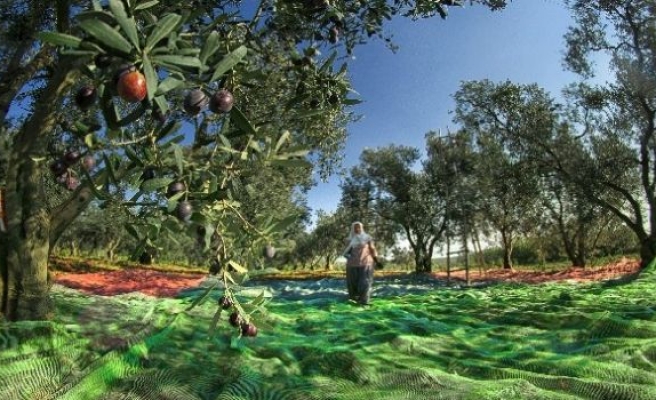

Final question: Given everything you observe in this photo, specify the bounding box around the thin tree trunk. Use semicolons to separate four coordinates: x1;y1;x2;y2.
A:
473;230;486;275
501;230;513;270
463;233;470;286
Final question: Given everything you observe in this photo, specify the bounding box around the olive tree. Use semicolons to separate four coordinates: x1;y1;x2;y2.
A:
0;0;508;322
344;146;446;273
554;0;656;266
453;80;547;269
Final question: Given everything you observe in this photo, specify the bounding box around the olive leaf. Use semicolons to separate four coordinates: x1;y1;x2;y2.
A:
109;0;140;51
145;13;182;52
153;95;170;116
268;159;312;168
200;31;221;65
152;55;202;69
156;76;184;95
78;18;133;54
142;53;158;102
229;106;257;137
227;260;248;274
140;177;174;192
185;281;218;312
207;308;223;338
209;45;247;83
36;32;82;48
172;144;184;175
135;0;160;11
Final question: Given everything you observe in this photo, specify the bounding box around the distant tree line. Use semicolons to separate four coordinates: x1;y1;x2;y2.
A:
301;0;655;272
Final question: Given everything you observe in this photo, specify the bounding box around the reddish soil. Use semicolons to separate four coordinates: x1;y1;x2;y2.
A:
52;257;642;298
428;257;642;285
54;269;206;297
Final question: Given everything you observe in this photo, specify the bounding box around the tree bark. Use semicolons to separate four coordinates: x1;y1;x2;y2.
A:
1;57;80;321
639;235;656;269
500;229;513;270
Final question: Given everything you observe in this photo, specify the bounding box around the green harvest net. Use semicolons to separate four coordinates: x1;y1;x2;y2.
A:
2;261;656;400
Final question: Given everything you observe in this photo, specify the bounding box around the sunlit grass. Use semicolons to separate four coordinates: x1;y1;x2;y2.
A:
2;257;654;399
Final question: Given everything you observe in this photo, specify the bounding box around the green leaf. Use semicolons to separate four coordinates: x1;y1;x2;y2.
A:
101;88;121;130
172;144;184;175
82;170;112;201
207;308;222;338
167;192;185;212
60;49;98;57
142;53;157;102
37;32;82;48
229;106;257;137
271;214;301;233
135;0;159;10
79;40;106;53
249;291;266;307
269;159;312;169
156;120;180;142
145;13;181;51
227;260;248;274
102;153;118;183
146;222;161;238
125;224;141;240
163;134;185;145
294;109;324;120
319;51;337;72
77;10;117;26
155;76;184;95
185;281;218;312
210;45;247;83
79;19;133;54
124;147;142;165
200;30;221;65
152;54;201;69
116;103;147;127
274;130;291;153
109;0;140;51
84;134;95;149
154;95;170;116
140;177;174;192
343;98;362;105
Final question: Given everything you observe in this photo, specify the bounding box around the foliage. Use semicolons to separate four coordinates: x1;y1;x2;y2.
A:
341;145;446;272
0;0;512;321
542;0;656;265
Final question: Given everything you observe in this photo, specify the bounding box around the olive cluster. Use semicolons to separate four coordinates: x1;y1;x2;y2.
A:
219;295;258;337
49;150;95;191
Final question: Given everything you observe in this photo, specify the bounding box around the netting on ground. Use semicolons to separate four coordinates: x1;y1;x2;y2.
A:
2;262;656;400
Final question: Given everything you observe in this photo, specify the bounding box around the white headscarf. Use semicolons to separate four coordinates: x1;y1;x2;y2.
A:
348;221;372;247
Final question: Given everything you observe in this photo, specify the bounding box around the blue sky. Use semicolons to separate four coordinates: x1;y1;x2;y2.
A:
305;0;596;219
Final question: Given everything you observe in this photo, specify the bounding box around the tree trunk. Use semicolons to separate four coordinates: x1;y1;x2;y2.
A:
1;195;54;321
0;58;88;321
500;229;513;270
70;240;79;257
574;229;587;268
413;249;432;274
422;254;432;273
639;235;656;268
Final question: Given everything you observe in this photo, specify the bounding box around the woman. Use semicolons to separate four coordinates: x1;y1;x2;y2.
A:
342;221;379;306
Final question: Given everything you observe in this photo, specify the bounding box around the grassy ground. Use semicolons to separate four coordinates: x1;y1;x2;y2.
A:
2;257;655;399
